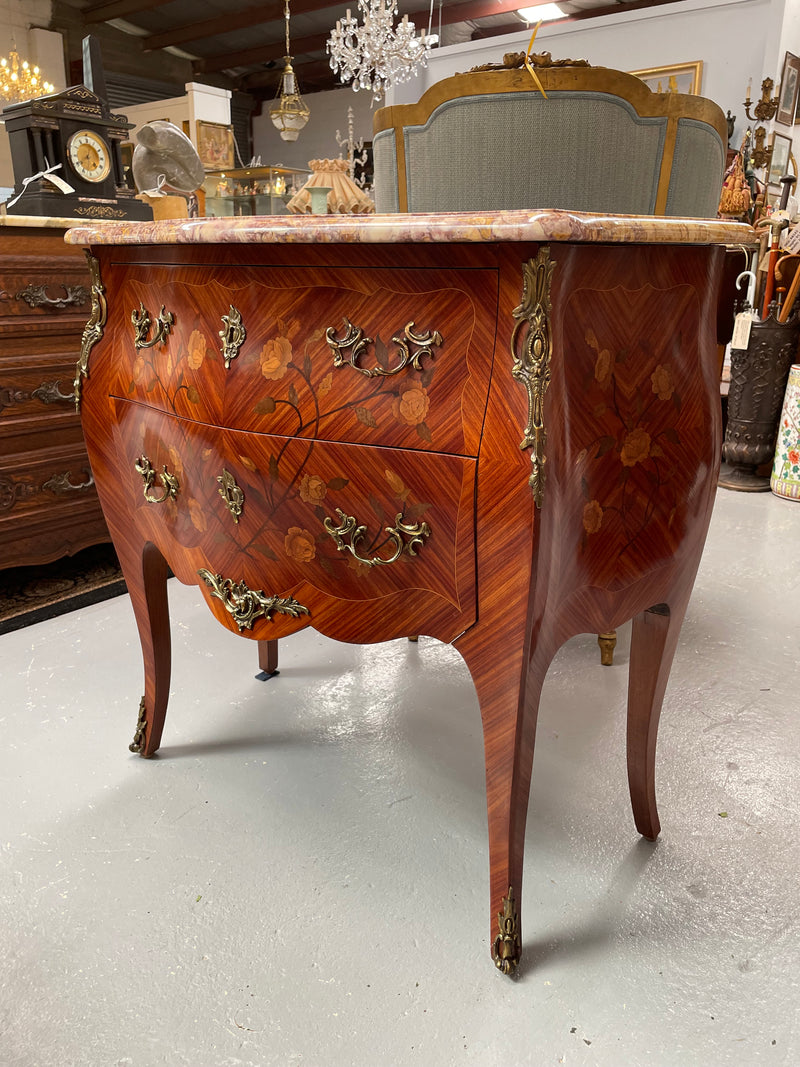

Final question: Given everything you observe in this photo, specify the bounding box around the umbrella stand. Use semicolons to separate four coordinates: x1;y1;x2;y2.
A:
720;309;800;490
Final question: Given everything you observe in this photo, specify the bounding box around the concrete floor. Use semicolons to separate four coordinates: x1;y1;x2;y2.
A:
1;487;798;1067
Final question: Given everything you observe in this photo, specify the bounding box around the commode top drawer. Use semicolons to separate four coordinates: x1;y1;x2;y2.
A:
103;262;498;457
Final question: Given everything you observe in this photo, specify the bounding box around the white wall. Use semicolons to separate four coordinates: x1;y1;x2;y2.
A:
252;86;375;170
124;82;231;146
1;5;66;189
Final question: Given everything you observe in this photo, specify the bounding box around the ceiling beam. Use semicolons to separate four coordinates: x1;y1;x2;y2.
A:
82;0;166;22
143;0;343;51
149;0;533;53
194;31;333;75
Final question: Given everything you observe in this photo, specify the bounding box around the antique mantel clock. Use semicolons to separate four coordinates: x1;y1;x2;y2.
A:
2;37;151;221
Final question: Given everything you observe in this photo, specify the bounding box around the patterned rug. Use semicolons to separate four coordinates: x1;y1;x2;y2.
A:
0;543;127;635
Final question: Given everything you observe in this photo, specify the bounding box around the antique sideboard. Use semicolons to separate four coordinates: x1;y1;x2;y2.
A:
0;216;109;569
66;209;752;974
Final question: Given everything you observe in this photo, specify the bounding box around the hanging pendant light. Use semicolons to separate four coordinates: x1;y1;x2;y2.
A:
269;0;310;142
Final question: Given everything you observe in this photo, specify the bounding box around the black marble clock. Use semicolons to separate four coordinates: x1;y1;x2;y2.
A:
1;37;151;221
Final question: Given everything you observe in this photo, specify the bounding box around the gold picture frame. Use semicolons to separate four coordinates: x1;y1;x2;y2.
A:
767;131;793;187
629;61;703;96
777;51;800;126
196;120;235;171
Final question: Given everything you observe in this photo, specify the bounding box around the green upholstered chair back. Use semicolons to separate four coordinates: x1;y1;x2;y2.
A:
372;66;727;218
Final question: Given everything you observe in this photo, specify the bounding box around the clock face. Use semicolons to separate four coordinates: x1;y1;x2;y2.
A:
67;130;111;183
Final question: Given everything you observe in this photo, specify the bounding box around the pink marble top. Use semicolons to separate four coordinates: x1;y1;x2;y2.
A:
64;209;755;248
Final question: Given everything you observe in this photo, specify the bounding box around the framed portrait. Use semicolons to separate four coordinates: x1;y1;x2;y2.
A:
196;121;235;171
768;131;793;187
629;61;703;95
778;52;800;125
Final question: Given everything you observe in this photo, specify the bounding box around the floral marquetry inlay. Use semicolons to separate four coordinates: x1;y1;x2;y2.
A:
561;283;705;578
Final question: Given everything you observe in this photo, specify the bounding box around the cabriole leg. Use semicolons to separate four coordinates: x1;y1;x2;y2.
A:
457;622;555;976
626;598;690;840
118;541;171;758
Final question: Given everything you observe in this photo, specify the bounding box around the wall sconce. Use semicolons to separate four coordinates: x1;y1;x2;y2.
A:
744;77;779;122
750;126;774;170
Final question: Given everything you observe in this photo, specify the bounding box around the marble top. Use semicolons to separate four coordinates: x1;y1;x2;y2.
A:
63;209;755;248
0;212;112;229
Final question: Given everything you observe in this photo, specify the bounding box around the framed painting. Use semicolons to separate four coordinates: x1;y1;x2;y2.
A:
629;61;703;95
768;131;793;187
777;51;800;125
196;121;236;171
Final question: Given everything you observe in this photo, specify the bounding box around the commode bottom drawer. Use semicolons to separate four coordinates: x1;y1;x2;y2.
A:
110;399;477;641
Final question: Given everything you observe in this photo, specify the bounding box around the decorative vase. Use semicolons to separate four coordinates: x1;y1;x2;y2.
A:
308;186;331;214
719;312;800;491
771;364;800;500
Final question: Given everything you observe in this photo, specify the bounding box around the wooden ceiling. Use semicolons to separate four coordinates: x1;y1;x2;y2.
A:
64;0;685;99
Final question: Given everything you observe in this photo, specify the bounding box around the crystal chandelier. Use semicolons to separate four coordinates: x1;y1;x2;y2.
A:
0;46;54;104
269;0;310;142
327;1;439;103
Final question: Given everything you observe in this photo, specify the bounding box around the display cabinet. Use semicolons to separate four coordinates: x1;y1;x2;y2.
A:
202;165;309;217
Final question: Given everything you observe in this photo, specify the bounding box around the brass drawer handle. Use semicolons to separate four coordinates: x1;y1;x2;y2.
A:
219;305;246;369
131;302;174;349
323;507;430;567
0;379;75;412
198;569;310;631
15;283;90;310
325;319;441;378
32;379;76;405
42;470;94;494
134;455;180;503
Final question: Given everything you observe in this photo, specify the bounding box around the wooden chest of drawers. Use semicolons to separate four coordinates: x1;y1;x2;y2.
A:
0;218;108;569
67;209;752;974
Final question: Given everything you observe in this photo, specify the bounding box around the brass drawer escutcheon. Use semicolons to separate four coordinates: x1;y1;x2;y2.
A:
131;302;174;350
134;455;180;503
217;468;244;522
323;507;430;566
326;318;442;378
198;569;310;631
219;305;246;369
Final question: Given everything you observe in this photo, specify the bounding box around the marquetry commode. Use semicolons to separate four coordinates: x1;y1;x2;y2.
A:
66;210;752;974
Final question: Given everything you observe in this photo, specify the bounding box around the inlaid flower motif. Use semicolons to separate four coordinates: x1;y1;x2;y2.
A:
260;337;293;381
188;499;207;532
284;526;316;563
650;363;674;401
594;348;613;386
132;355;146;382
299;473;327;505
392;382;430;427
167;446;184;480
187;329;206;370
620;427;652;467
583;499;604;534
